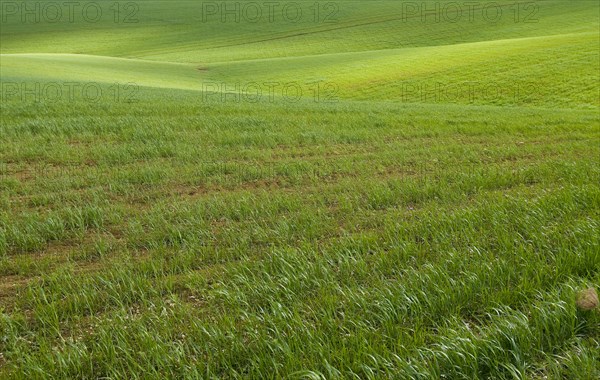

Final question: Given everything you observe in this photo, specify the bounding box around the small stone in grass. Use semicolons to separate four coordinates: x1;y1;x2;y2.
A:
576;288;599;311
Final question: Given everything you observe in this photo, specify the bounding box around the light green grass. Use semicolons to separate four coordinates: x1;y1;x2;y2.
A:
0;54;201;90
1;0;599;378
3;29;598;108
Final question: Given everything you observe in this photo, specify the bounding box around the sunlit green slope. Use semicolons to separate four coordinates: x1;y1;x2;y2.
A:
1;0;598;108
2;31;598;107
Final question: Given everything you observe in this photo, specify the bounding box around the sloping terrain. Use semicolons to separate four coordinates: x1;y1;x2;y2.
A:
1;1;599;378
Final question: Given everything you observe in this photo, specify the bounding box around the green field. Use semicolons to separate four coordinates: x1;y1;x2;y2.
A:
1;1;599;378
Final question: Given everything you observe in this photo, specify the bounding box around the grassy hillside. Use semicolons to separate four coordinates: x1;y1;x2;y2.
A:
1;1;598;62
2;1;598;108
1;0;599;378
3;30;598;108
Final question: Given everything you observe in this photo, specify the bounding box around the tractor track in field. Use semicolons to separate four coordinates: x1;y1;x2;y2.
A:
203;3;521;50
128;3;519;59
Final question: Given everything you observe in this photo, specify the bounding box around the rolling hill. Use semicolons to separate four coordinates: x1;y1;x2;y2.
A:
1;1;599;378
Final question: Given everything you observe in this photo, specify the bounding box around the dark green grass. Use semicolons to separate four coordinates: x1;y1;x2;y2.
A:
1;1;598;63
